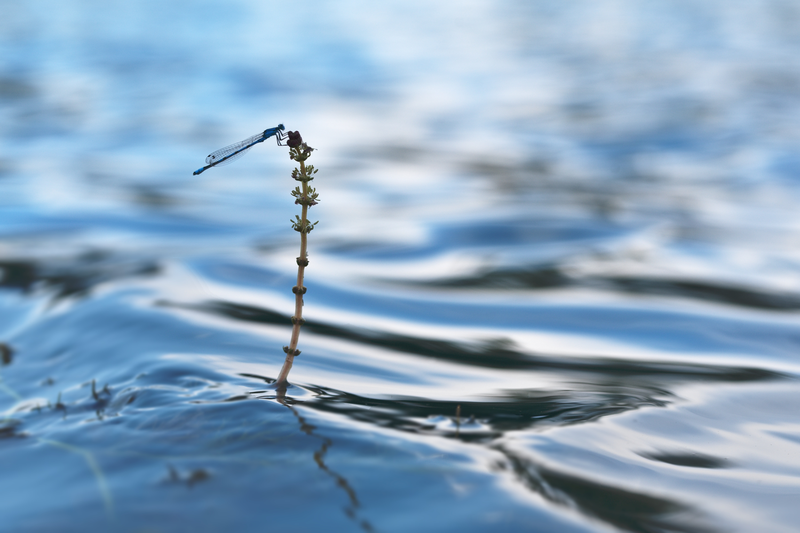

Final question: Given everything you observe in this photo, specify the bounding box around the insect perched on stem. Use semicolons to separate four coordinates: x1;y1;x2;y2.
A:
192;124;287;175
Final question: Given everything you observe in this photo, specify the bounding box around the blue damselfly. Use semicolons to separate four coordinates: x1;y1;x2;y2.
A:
193;124;286;175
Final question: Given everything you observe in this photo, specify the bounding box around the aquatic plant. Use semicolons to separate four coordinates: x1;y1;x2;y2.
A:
276;131;318;386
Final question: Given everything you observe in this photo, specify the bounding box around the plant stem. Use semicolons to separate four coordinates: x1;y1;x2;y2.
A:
276;140;317;387
277;159;307;384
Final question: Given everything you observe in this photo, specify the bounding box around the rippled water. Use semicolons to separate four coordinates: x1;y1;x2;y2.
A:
2;2;800;532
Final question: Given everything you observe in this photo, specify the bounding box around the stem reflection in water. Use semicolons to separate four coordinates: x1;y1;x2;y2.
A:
275;388;375;533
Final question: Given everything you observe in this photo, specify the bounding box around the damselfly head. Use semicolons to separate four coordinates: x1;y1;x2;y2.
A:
286;131;303;148
277;123;285;130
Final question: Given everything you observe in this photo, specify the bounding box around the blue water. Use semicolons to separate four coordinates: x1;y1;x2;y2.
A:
2;2;800;532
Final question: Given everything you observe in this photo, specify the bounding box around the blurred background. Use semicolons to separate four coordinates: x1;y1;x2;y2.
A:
2;1;800;532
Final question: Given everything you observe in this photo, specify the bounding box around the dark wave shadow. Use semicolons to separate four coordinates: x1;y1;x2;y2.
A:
288;359;781;442
166;299;785;380
642;452;729;469
293;387;667;443
0;253;160;301
495;445;718;533
395;266;800;311
596;276;800;311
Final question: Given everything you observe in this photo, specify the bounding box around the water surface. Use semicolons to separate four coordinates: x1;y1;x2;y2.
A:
2;2;800;532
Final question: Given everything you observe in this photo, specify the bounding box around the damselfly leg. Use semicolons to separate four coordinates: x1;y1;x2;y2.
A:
275;129;288;146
